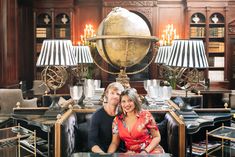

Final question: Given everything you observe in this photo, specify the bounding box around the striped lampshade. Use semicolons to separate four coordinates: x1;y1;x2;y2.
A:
155;46;172;64
166;40;209;68
36;39;76;66
72;46;93;64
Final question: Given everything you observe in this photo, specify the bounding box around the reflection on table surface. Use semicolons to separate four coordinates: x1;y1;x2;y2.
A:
208;126;235;140
71;153;171;157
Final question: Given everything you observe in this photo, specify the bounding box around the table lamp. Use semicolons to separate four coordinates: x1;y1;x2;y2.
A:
166;39;208;118
70;46;93;108
36;39;76;115
155;46;172;64
72;46;93;82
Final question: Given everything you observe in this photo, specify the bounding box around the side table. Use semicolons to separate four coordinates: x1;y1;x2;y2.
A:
12;107;57;157
0;125;36;156
206;124;235;156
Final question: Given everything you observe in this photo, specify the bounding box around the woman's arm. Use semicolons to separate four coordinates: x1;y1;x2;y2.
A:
108;134;121;153
144;128;161;153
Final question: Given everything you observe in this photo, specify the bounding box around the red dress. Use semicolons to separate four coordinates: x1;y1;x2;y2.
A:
112;110;164;154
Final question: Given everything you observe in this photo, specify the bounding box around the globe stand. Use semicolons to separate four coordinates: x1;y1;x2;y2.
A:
116;69;130;89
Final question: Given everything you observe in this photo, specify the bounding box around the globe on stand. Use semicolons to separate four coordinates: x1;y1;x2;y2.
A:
88;7;158;88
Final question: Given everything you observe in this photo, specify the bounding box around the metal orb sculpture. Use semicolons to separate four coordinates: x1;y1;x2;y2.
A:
88;7;157;87
42;66;68;94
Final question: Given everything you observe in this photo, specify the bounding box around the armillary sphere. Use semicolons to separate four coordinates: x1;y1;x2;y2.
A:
176;68;205;89
41;66;68;93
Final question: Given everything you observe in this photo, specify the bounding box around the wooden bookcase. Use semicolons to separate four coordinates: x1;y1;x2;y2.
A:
33;9;72;79
188;11;226;87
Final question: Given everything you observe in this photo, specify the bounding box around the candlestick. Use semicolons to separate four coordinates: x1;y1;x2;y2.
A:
159;24;179;46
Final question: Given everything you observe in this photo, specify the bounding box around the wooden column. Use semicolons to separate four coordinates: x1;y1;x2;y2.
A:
0;0;19;88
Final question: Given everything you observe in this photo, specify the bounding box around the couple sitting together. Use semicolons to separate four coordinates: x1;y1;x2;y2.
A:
88;82;164;154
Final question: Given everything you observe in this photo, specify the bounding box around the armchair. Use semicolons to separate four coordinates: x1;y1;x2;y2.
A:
0;89;37;114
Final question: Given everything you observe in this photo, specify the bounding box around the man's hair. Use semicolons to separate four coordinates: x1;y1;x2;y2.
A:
103;82;124;102
106;82;124;93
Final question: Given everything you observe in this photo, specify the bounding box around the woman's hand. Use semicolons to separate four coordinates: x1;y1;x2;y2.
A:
125;150;135;154
140;149;148;154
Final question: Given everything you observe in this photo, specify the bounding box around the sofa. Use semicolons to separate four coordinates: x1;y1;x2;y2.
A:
57;109;185;157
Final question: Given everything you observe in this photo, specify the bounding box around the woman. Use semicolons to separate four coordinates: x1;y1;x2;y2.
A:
108;88;164;154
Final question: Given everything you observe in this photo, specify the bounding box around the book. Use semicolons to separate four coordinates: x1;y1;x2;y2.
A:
188;140;221;156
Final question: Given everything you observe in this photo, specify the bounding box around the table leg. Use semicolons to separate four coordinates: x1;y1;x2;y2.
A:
48;131;50;157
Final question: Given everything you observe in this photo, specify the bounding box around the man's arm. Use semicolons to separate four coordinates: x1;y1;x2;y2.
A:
88;112;104;153
91;145;105;153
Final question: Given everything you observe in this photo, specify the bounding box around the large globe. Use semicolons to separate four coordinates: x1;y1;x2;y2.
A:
95;7;156;68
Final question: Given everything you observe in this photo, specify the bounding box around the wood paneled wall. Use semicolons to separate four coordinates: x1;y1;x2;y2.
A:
0;0;19;88
1;0;235;90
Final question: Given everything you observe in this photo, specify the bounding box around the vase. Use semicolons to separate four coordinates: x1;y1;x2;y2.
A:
212;14;219;24
192;14;200;24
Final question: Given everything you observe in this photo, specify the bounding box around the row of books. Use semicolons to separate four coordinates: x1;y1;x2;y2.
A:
37;28;68;38
36;43;42;53
208;57;224;67
36;28;48;38
190;27;205;38
209;70;224;81
208;42;224;52
55;28;68;38
190;27;224;38
209;27;224;37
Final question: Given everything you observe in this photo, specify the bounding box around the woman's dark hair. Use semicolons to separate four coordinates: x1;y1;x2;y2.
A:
120;88;142;112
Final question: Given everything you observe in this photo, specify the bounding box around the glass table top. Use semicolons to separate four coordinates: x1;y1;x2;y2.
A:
71;152;172;157
208;126;235;141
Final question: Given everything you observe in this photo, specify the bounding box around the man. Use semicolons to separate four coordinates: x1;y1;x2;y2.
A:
88;82;124;153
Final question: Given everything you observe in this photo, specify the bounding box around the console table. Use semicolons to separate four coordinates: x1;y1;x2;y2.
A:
196;88;231;108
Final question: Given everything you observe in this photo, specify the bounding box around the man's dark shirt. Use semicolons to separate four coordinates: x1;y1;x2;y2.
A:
88;107;115;152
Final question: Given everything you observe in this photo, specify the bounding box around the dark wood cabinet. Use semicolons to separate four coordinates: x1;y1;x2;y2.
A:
189;12;225;83
186;2;230;88
228;20;235;88
33;9;72;79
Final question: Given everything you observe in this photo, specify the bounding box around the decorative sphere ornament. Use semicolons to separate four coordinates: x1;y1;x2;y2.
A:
42;66;68;93
88;7;158;87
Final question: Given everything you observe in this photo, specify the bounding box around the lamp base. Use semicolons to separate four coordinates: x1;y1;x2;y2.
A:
43;95;66;117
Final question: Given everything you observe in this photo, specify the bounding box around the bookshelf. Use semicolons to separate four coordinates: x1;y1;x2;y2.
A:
34;12;52;79
189;12;225;83
34;10;72;79
208;13;225;82
190;13;206;40
55;13;71;39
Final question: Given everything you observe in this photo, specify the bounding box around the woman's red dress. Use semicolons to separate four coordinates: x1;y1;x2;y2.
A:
112;110;164;154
